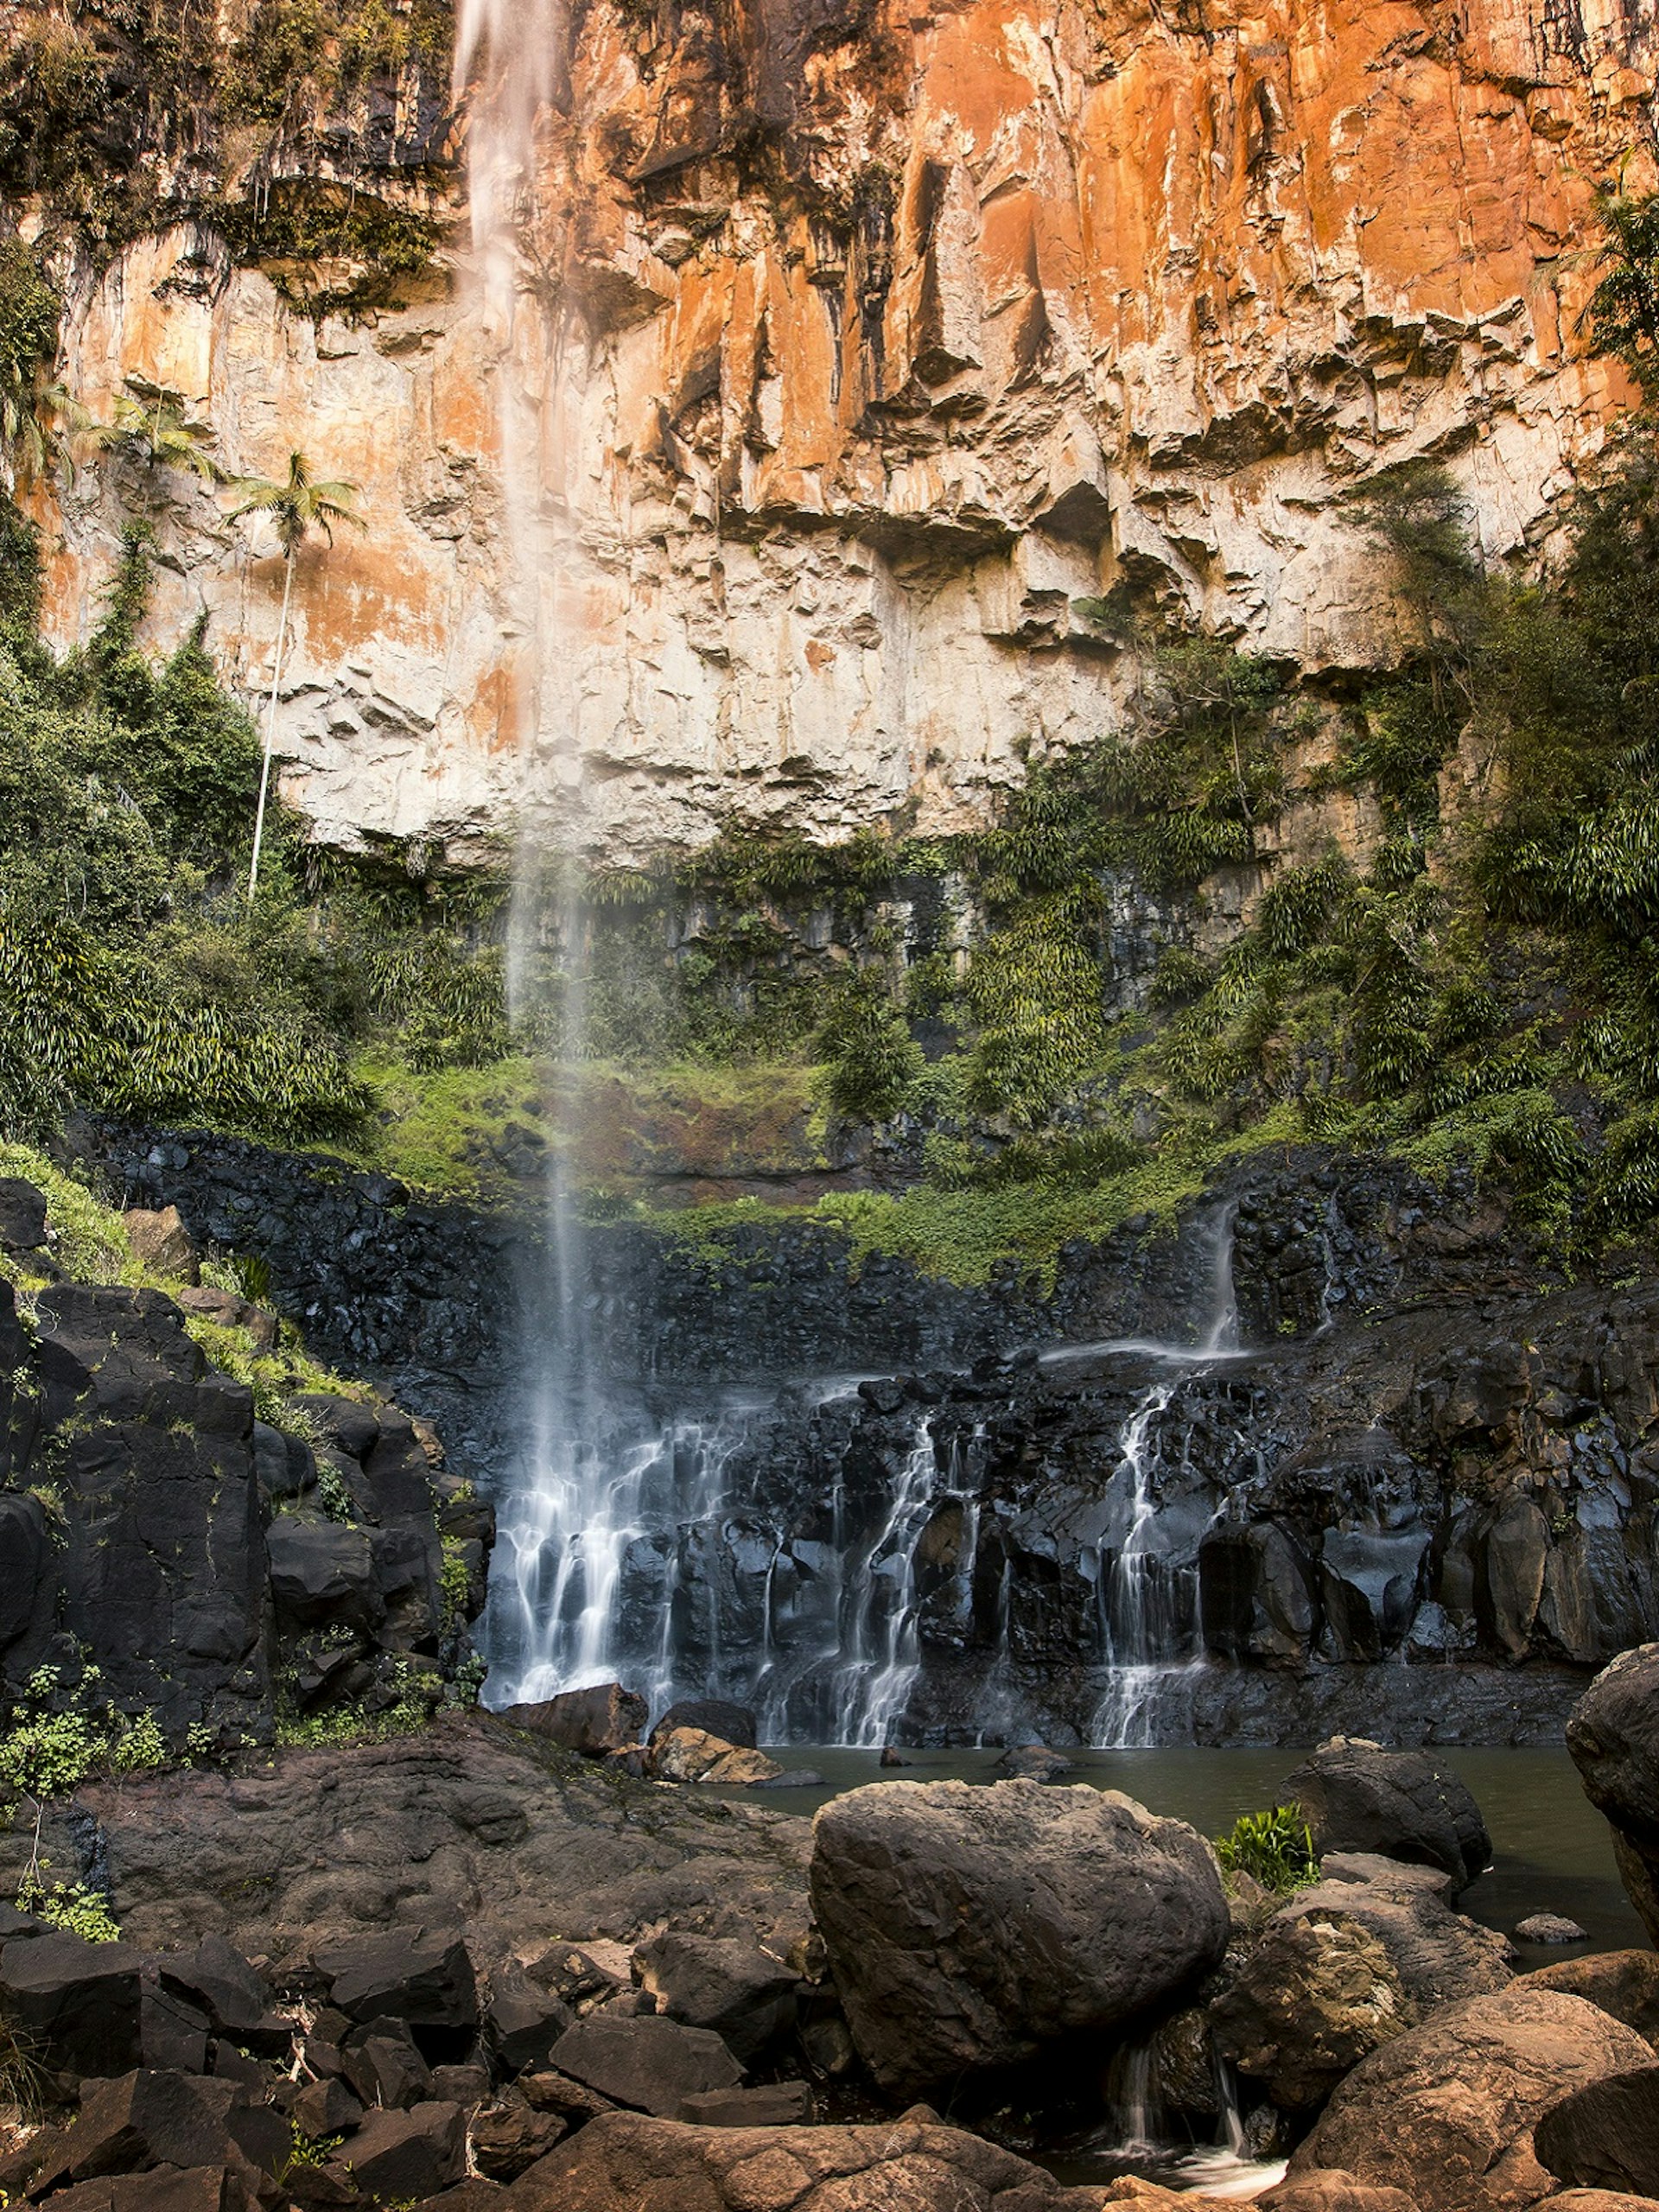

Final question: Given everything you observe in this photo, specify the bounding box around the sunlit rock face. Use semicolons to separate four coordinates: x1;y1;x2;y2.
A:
35;0;1659;861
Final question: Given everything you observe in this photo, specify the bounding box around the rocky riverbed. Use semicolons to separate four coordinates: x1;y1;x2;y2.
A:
6;1678;1659;2209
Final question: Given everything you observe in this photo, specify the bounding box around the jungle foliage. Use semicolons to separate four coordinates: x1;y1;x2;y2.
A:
0;516;512;1143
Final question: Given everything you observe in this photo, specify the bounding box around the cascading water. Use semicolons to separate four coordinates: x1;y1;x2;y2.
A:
1086;1209;1243;1747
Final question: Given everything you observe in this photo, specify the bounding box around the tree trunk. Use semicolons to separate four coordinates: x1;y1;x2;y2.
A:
246;550;295;906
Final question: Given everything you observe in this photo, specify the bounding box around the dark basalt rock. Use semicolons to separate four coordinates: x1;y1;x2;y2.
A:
0;1929;146;2079
547;2014;743;2118
630;1933;801;2067
341;2101;467;2201
1280;1744;1492;1888
315;1929;479;2031
810;1779;1229;2097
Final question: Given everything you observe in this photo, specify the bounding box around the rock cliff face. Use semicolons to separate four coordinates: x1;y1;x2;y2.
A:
22;0;1659;861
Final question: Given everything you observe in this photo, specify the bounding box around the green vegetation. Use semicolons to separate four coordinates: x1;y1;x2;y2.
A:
226;451;366;904
0;518;516;1149
1215;1804;1319;1895
0;0;449;315
0;1666;168;1807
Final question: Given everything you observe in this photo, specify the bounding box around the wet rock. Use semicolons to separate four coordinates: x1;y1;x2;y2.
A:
1532;1953;1659;2050
342;2101;467;2201
631;1933;800;2067
512;2107;1131;2209
500;1683;648;1756
879;1746;912;1768
648;1700;758;1751
1567;1645;1659;1944
548;2014;743;2117
995;1745;1075;1781
1535;2067;1659;2198
1517;1913;1588;1944
809;1779;1229;2096
315;1929;479;2031
1293;1984;1653;2212
1208;1907;1416;2111
1280;1741;1491;1888
0;1929;145;2078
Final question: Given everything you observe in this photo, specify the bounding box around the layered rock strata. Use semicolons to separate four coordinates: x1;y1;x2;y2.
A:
21;0;1659;860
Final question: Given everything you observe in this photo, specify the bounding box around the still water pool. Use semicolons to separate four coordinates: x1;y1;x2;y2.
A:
732;1745;1642;1957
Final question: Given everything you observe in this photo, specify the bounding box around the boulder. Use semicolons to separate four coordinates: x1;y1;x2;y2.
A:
342;2018;435;2108
1275;1877;1515;2013
39;2170;259;2212
510;2107;1135;2209
648;1700;758;1751
35;2069;237;2183
1535;2197;1659;2212
174;1287;276;1354
291;1394;382;1462
293;2076;363;2141
995;1745;1076;1782
1281;1740;1491;1888
547;2014;743;2118
0;1929;145;2078
809;1780;1229;2096
342;2101;467;2201
140;1981;211;2076
500;1683;648;1757
631;1933;801;2066
651;1727;784;1784
471;2100;568;2180
266;1520;381;1630
1208;1907;1416;2111
1531;1953;1659;2049
486;1961;575;2074
1535;2068;1659;2198
1293;1984;1654;2212
158;1936;287;2054
1516;1914;1588;1944
123;1205;197;1280
315;1929;479;2031
1567;1646;1659;1943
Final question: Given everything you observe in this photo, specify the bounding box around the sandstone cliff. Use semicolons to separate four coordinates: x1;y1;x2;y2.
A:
17;0;1659;861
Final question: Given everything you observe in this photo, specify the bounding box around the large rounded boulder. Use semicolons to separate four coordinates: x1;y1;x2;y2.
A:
1281;1739;1491;1888
1292;1983;1653;2212
807;1780;1229;2096
1567;1644;1659;1944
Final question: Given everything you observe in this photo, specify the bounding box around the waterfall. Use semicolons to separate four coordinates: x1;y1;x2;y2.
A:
1087;1205;1241;1748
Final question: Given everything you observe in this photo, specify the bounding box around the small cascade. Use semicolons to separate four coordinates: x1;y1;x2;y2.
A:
825;1420;939;1748
1087;1204;1242;1748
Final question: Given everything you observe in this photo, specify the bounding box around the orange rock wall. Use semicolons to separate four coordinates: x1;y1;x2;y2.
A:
32;0;1659;860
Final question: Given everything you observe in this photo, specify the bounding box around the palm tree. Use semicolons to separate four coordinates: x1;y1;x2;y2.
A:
83;388;223;490
226;452;365;905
